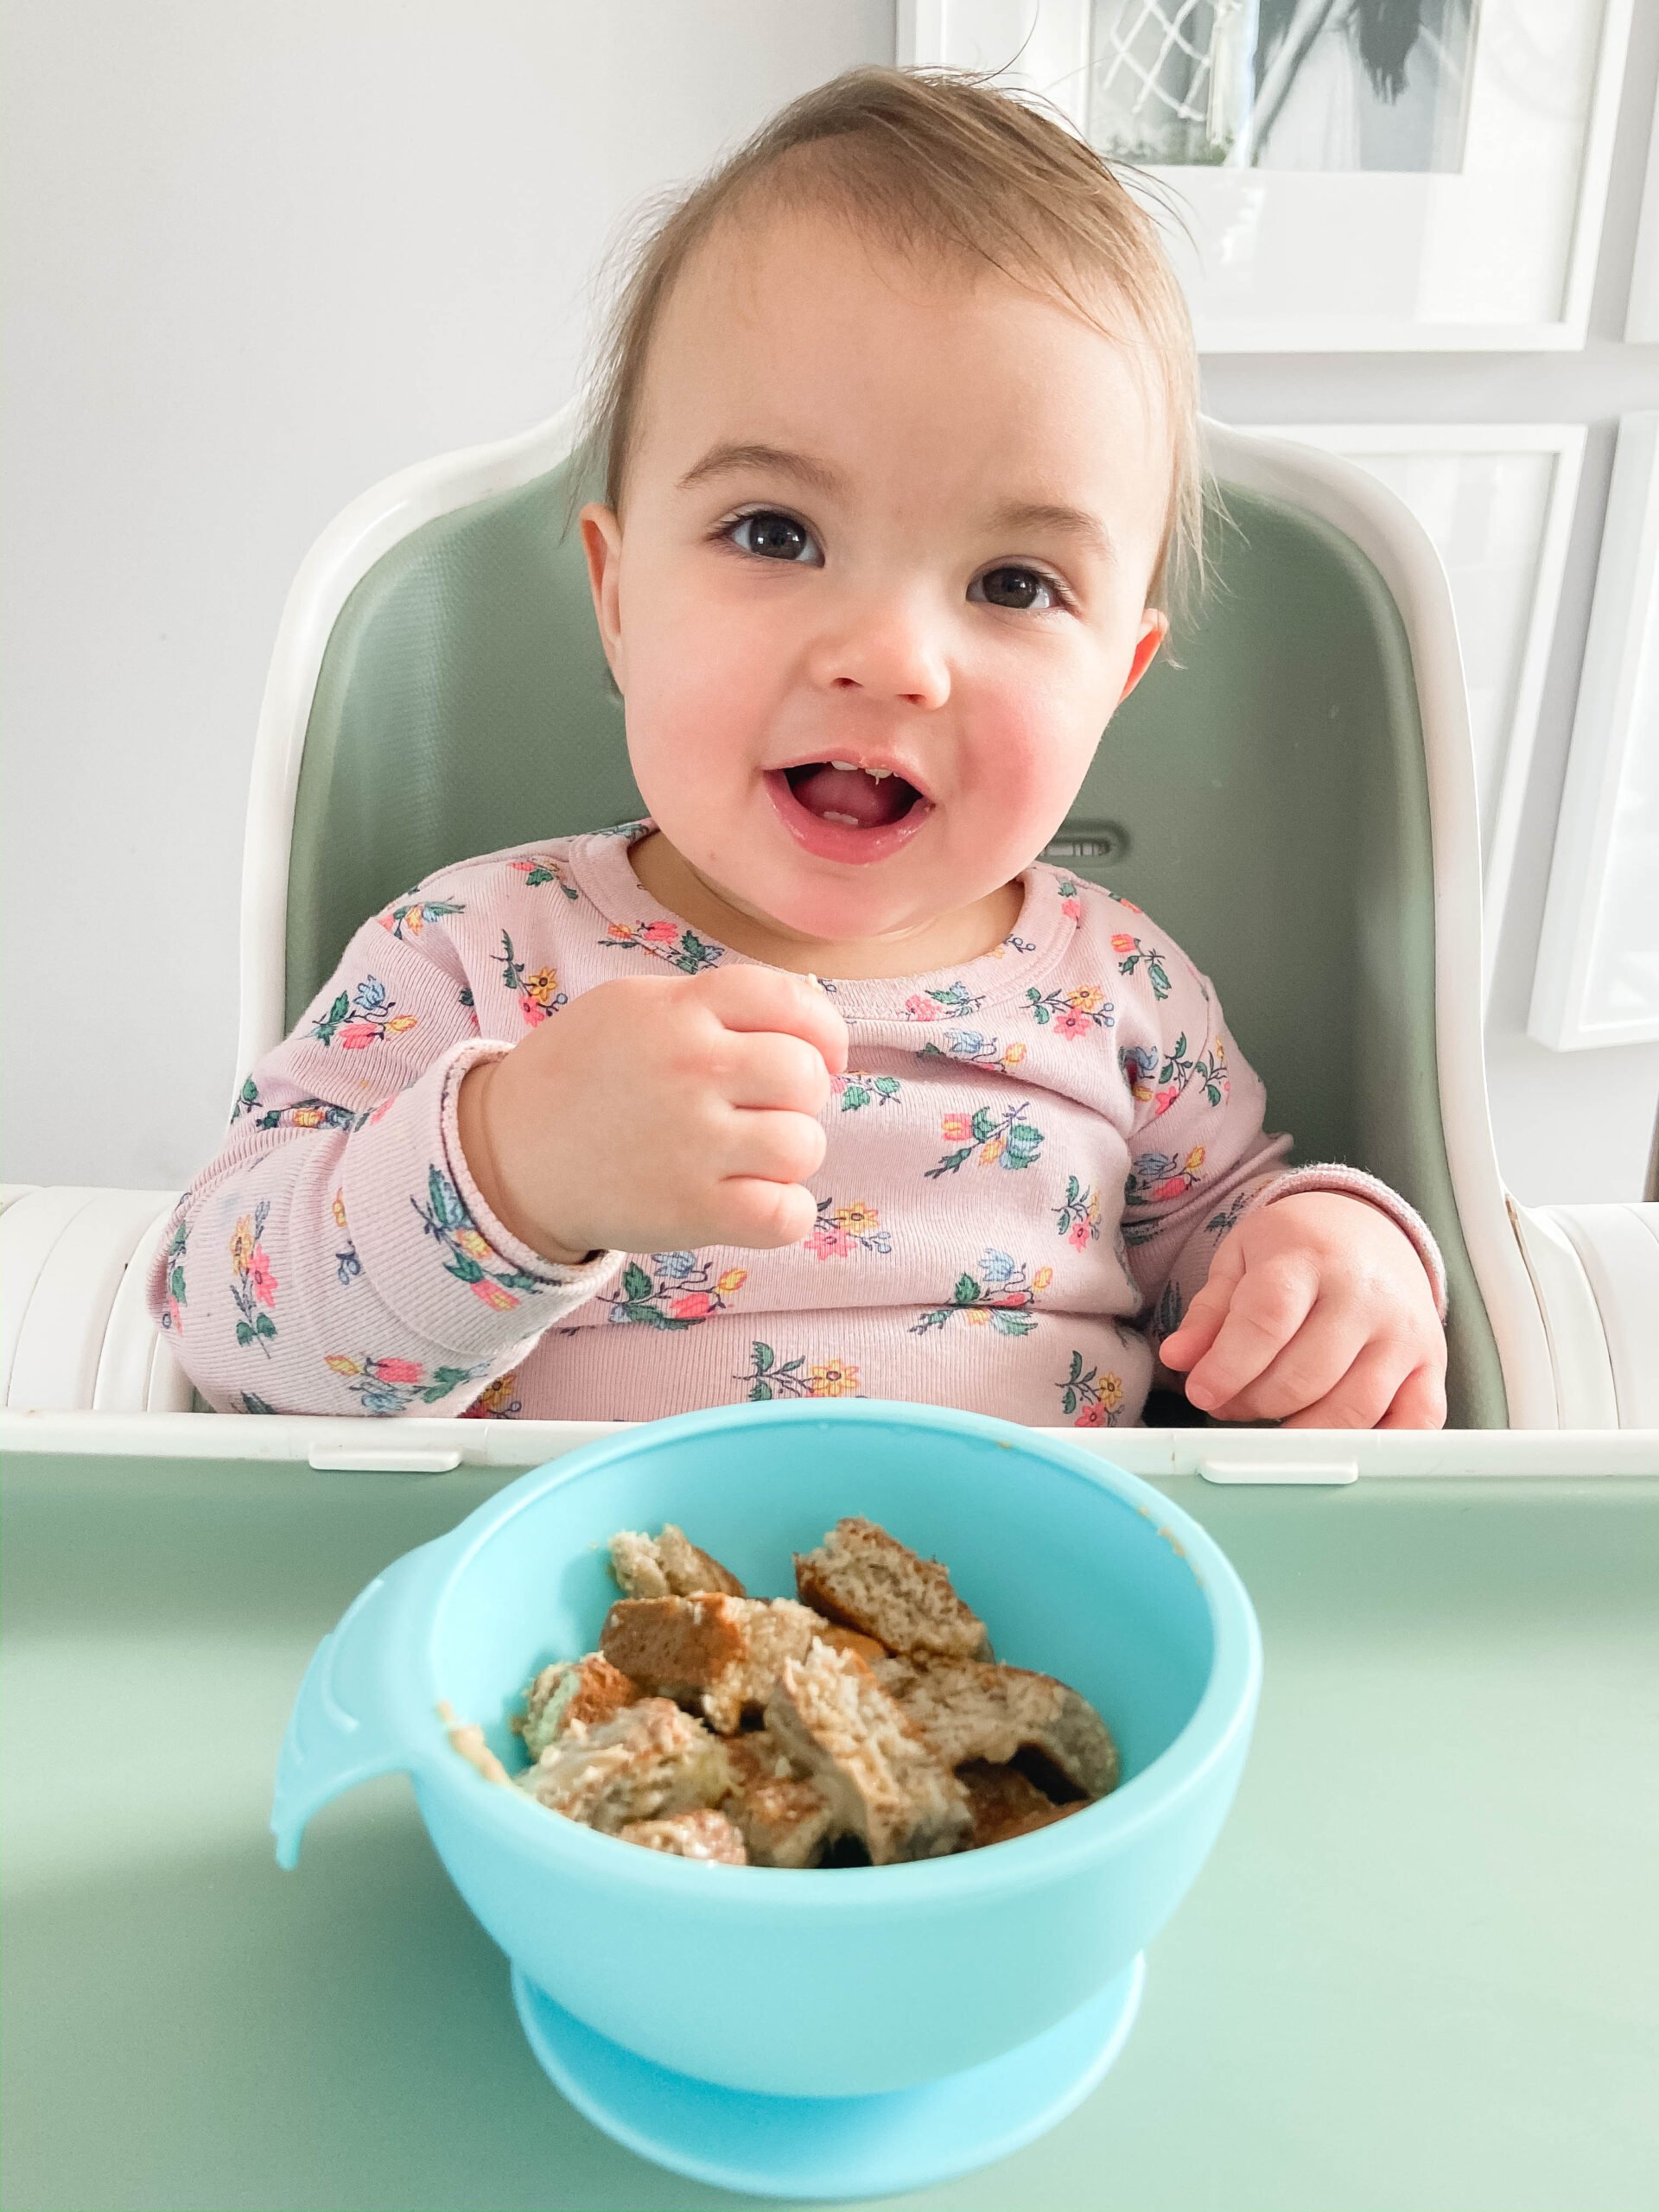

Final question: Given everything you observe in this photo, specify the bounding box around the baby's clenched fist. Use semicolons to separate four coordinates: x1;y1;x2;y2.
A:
455;966;849;1266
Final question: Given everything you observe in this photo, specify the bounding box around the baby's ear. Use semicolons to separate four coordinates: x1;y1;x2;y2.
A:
578;502;626;692
1118;608;1168;704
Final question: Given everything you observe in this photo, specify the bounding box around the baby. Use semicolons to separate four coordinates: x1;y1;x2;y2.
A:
148;67;1448;1432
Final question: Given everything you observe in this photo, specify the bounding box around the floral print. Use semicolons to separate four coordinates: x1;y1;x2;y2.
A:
461;1370;524;1418
1110;935;1171;1001
310;977;419;1051
380;896;465;941
918;1031;1028;1072
150;821;1444;1436
902;982;986;1023
499;929;566;1025
1205;1191;1254;1238
927;1103;1045;1179
332;1188;361;1287
602;1254;748;1327
912;1249;1052;1336
1054;1174;1103;1249
735;1343;862;1400
1025;982;1115;1040
323;1351;488;1415
1155;1031;1228;1111
233;1084;369;1135
230;1200;276;1357
411;1166;547;1312
834;1071;902;1111
1056;1351;1125;1426
804;1198;892;1260
510;855;581;900
602;919;723;974
1126;1146;1208;1209
1119;1044;1159;1109
159;1215;188;1334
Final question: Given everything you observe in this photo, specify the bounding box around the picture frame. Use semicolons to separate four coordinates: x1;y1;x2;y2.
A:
1241;423;1585;1004
1529;412;1659;1051
899;0;1635;350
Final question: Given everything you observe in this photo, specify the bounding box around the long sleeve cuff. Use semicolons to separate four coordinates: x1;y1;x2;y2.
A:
1238;1163;1449;1323
339;1036;624;1358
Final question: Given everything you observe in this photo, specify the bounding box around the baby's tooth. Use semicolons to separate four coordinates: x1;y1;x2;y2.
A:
867;767;892;779
821;810;861;826
830;760;859;772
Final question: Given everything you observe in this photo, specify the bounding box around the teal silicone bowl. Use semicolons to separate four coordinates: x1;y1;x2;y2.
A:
273;1399;1261;2101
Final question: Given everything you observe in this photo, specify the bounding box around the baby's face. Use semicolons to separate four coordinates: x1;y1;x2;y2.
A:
581;205;1171;950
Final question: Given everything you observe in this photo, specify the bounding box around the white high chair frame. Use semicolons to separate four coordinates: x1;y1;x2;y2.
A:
3;412;1656;1464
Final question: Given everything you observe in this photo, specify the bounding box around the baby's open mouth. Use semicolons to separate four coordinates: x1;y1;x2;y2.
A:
783;760;924;830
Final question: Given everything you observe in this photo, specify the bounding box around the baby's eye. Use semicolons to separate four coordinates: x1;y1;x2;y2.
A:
727;510;823;565
972;565;1068;613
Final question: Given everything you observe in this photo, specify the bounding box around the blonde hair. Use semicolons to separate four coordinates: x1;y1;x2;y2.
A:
569;63;1207;627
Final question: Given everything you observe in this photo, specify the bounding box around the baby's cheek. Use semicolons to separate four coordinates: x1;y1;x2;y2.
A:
959;703;1091;844
625;617;773;798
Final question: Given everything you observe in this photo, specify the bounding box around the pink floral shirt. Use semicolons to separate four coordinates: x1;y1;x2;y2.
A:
148;821;1446;1429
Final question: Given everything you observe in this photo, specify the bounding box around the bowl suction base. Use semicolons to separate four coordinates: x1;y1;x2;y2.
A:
511;1952;1146;2202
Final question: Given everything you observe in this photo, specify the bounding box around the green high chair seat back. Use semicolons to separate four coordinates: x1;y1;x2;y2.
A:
285;454;1508;1427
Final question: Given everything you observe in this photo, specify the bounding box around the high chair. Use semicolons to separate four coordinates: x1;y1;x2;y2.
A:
3;409;1655;1432
6;416;1657;2212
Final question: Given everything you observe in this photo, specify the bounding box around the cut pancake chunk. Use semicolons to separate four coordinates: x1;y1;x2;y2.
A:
794;1516;992;1661
518;1652;640;1760
786;762;919;829
873;1656;1119;1801
617;1808;748;1864
723;1727;843;1869
609;1524;747;1602
815;1621;889;1668
515;1697;734;1833
601;1593;823;1735
959;1759;1087;1848
764;1642;970;1865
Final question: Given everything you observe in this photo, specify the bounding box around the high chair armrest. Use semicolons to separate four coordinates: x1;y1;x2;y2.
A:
0;1185;195;1413
1510;1200;1659;1428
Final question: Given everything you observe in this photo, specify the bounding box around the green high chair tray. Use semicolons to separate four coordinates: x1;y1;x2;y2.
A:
3;1444;1654;2211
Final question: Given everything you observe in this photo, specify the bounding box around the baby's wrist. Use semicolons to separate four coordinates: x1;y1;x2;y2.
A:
455;1058;596;1270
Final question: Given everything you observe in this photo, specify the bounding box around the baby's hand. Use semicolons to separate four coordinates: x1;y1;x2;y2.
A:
1157;1192;1446;1429
456;968;849;1265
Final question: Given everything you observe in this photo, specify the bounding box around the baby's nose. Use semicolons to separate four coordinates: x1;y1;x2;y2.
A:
808;596;950;712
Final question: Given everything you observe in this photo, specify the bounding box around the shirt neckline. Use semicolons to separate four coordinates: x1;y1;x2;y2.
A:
563;818;1082;1023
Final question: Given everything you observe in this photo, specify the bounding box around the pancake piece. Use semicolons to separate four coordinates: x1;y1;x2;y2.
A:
873;1655;1119;1800
516;1697;734;1832
764;1642;971;1865
617;1808;749;1864
793;1517;991;1661
601;1593;823;1734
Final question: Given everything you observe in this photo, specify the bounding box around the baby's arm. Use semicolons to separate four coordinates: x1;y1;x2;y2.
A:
1120;951;1447;1427
143;888;620;1416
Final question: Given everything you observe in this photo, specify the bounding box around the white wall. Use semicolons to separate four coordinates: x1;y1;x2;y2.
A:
1;0;892;1191
3;0;1656;1205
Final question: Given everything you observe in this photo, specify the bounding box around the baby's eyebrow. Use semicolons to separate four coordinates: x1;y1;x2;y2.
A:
988;499;1117;570
677;440;843;499
677;440;1116;568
